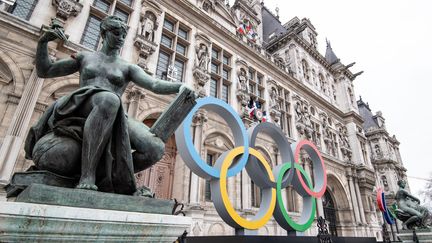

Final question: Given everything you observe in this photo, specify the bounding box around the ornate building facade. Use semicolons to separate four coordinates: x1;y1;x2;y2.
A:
0;0;408;240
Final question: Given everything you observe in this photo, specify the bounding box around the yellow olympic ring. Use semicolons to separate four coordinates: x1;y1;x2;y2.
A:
218;146;276;229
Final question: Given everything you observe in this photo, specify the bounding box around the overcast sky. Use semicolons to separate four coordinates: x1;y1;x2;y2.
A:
232;0;432;199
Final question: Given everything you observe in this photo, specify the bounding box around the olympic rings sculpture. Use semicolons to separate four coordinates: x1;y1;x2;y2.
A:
377;188;395;224
175;97;328;232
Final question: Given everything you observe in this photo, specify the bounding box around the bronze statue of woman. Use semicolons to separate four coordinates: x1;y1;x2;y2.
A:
25;16;191;195
395;180;430;228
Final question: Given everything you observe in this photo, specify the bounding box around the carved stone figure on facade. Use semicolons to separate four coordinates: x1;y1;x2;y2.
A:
284;51;295;76
294;98;313;139
301;59;309;81
294;101;305;124
338;125;352;161
195;43;210;71
394;180;431;229
236;68;249;107
140;12;156;42
25;16;195;195
238;68;248;92
321;114;332;144
269;87;280;110
374;144;383;159
134;12;158;70
338;126;350;149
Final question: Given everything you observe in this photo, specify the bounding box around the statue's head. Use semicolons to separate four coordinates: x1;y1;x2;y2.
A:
398;179;406;188
100;16;128;49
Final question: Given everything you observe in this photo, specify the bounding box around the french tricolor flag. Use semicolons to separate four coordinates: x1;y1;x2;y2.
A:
262;111;268;123
247;99;257;118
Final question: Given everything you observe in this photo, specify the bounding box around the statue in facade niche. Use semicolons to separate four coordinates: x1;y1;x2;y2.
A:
237;68;248;93
269;87;280;110
25;16;194;195
195;43;209;71
139;12;156;42
394;180;431;229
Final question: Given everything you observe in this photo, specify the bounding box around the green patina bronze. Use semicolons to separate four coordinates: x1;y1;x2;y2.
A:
16;184;175;214
19;16;196;197
394;180;431;229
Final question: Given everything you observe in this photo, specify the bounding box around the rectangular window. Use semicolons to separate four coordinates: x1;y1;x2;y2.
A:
156;51;170;79
248;70;254;80
176;43;186;56
249;84;254;94
222;69;229;80
222;84;229;103
258;89;262;98
205;154;214;201
81;15;102;50
223;55;230;65
211;62;219;74
114;8;129;23
257;75;263;85
161;35;173;48
163;19;174;32
119;0;132;6
212;49;219;59
178;28;188;40
8;0;39;20
210;78;218;97
174;59;184;82
93;0;110;13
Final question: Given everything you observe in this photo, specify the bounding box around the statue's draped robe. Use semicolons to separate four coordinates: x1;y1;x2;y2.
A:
24;86;136;195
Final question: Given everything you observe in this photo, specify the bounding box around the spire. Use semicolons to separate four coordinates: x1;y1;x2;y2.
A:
325;39;340;65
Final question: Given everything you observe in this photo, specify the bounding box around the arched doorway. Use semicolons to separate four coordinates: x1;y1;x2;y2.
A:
323;190;338;236
134;118;177;199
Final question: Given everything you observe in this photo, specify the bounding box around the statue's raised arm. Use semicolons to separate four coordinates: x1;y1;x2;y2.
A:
128;64;182;95
36;19;80;78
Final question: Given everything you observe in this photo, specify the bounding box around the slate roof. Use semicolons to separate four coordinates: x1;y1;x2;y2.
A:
357;98;379;130
325;40;340;65
261;5;287;46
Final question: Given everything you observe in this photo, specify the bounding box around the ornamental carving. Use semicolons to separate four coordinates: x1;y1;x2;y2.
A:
293;95;313;139
52;0;83;21
193;33;211;97
235;60;250;110
134;11;159;71
338;124;352;161
268;85;281;124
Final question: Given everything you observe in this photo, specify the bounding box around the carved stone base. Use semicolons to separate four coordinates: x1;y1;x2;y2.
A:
16;183;175;215
0;201;192;242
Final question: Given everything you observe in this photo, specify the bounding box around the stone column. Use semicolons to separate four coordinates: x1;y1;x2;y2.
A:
189;110;207;206
0;68;44;185
354;177;367;224
347;172;361;223
126;88;145;118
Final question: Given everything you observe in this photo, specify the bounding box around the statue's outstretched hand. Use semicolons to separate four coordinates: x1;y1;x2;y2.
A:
40;29;65;43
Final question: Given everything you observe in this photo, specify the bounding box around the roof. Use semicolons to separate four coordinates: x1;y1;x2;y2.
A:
357;98;379;130
261;5;287;46
325;40;340;65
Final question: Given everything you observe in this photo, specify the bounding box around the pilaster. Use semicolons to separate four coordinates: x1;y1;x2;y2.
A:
0;67;44;185
189;110;207;206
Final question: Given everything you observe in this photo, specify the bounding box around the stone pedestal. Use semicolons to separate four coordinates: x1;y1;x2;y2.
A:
0;201;192;242
398;229;432;243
